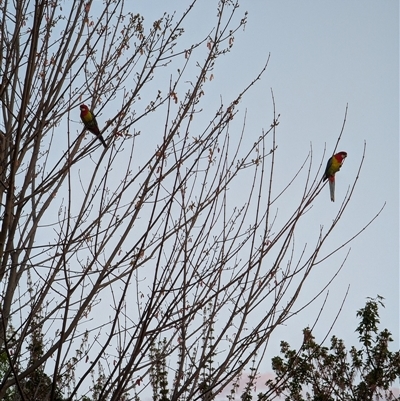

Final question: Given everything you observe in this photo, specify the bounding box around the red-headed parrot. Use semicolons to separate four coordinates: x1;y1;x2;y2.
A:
323;151;347;202
79;104;107;148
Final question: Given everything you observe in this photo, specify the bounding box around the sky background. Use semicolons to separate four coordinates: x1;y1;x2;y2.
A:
232;0;400;351
89;0;399;395
127;0;398;336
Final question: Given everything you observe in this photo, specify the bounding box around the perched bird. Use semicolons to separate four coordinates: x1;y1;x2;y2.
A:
323;151;347;202
79;104;107;148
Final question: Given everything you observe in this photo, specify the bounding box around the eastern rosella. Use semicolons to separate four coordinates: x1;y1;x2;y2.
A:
79;104;107;148
323;151;347;202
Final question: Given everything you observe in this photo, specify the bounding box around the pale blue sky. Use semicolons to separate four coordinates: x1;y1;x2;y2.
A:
125;1;399;351
238;1;399;347
242;1;399;347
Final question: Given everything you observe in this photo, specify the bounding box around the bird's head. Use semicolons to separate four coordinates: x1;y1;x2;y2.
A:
80;104;89;113
334;152;347;163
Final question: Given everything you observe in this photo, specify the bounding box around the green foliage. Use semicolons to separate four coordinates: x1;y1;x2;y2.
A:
262;296;400;401
0;313;65;401
0;351;14;401
150;338;170;401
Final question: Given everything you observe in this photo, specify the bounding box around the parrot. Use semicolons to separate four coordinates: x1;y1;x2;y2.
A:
323;151;347;202
79;104;107;148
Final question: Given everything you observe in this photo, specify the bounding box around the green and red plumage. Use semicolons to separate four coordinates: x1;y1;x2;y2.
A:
79;104;107;148
323;151;347;202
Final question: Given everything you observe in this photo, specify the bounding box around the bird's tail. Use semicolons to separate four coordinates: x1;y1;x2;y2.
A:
329;179;335;202
98;135;107;148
